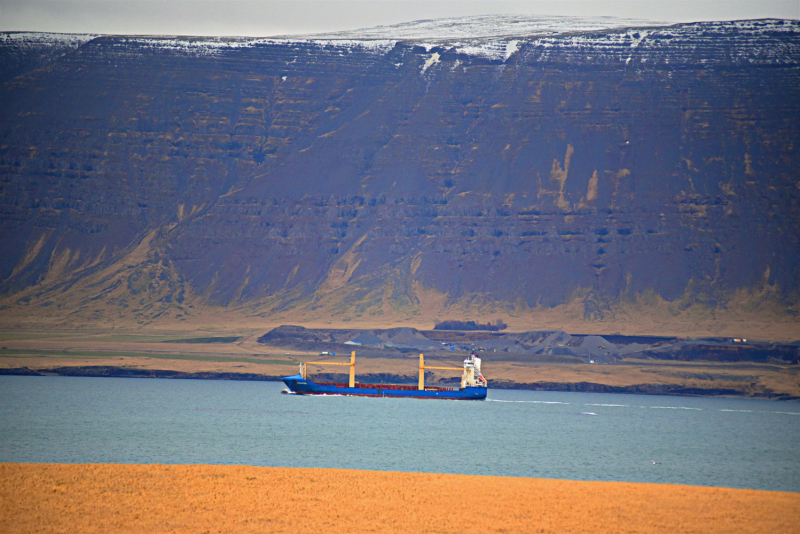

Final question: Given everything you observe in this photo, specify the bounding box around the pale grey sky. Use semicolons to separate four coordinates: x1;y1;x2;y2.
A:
1;0;798;36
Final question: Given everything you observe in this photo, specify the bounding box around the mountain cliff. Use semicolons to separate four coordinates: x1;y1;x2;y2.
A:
1;18;798;337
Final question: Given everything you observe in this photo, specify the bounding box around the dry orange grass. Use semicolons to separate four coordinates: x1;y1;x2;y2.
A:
1;464;797;533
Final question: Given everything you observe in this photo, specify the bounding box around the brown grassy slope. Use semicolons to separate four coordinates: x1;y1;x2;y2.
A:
1;464;798;534
1;207;797;341
3;305;797;342
2;266;799;341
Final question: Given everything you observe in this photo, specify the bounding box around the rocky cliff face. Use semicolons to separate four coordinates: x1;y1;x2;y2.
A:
1;18;798;333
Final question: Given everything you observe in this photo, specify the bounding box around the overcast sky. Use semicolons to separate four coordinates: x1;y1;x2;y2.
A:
1;0;798;36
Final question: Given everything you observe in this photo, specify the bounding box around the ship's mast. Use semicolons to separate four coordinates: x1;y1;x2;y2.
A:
300;352;356;387
418;352;487;390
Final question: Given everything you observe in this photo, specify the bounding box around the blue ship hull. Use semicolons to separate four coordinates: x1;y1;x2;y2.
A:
281;374;487;400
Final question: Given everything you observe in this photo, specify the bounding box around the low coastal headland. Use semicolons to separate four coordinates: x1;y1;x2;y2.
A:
1;325;798;399
2;463;798;533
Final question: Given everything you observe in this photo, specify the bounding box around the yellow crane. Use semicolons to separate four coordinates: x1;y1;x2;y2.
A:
300;351;356;387
418;353;463;391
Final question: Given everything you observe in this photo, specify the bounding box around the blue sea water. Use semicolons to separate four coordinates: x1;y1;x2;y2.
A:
0;376;798;491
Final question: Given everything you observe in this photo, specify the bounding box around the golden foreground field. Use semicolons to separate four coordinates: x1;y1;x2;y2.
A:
1;464;798;534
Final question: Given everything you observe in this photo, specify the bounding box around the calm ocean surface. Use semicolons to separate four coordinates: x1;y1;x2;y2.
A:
1;376;798;491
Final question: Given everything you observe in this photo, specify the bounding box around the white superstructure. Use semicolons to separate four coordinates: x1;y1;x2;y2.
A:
461;353;488;388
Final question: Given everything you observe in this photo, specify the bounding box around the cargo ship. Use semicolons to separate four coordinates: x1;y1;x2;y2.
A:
281;352;487;400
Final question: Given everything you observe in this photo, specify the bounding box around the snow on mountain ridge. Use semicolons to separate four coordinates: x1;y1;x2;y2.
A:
126;17;800;64
108;36;397;57
0;32;102;84
2;17;796;66
514;19;800;66
1;32;100;44
288;14;669;41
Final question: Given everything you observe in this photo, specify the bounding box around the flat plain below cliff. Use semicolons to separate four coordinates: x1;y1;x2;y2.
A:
2;326;798;399
0;16;799;340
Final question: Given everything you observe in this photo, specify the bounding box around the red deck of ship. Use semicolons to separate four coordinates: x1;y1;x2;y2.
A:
316;382;455;392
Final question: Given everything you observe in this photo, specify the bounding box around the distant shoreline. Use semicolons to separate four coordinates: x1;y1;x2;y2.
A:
2;365;797;400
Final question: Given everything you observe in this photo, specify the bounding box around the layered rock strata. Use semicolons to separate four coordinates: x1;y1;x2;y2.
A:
0;19;798;329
